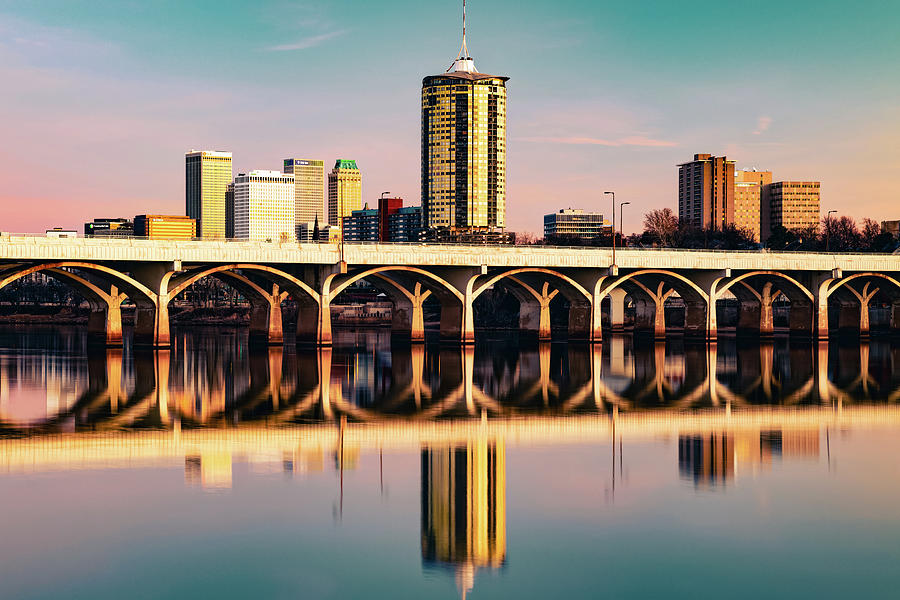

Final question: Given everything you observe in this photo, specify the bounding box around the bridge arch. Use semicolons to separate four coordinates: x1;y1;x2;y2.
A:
600;269;710;338
825;272;900;335
0;262;159;345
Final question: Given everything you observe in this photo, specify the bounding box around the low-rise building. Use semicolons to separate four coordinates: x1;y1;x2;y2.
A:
544;209;610;241
84;218;134;238
134;215;196;240
424;227;515;245
45;228;77;239
763;181;820;240
882;220;900;238
388;206;424;242
343;204;379;242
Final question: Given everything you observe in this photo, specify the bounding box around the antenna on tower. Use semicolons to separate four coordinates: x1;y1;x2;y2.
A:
461;0;469;58
448;0;478;73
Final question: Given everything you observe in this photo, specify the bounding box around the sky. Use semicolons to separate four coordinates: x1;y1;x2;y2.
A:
1;0;898;235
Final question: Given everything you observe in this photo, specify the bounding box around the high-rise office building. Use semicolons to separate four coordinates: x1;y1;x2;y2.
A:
232;170;296;242
421;439;506;597
283;158;325;234
764;181;820;239
327;159;362;226
421;4;508;232
677;153;735;230
185;150;232;239
734;169;772;242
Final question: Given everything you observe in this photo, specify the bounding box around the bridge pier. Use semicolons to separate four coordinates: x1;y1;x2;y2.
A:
684;300;708;339
608;287;627;332
633;297;666;339
134;300;170;348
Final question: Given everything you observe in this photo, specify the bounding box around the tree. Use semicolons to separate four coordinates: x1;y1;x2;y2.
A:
822;215;860;251
642;208;679;247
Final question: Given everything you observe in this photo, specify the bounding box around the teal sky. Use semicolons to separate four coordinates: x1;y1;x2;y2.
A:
1;0;898;233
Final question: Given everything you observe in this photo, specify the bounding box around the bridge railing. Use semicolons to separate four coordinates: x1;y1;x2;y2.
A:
1;232;899;256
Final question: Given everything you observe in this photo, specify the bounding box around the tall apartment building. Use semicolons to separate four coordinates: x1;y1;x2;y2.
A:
232;170;296;242
421;14;508;232
327;159;362;226
185;150;232;239
764;181;820;239
283;158;325;233
734;169;772;242
677;153;735;230
543;209;610;240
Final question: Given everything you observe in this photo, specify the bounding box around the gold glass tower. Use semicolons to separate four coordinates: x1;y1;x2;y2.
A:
283;158;325;234
421;1;508;231
327;159;362;226
185;150;232;239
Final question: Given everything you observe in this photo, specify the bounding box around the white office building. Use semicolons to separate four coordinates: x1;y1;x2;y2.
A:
233;170;296;242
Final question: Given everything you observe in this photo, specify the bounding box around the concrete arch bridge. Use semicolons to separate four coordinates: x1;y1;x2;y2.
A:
1;235;899;347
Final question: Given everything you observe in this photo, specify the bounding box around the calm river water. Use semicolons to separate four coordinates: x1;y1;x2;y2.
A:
1;326;899;599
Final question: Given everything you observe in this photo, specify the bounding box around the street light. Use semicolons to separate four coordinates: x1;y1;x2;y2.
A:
826;209;838;251
604;191;615;266
619;201;631;246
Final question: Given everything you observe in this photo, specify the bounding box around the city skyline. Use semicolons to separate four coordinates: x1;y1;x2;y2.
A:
1;0;898;235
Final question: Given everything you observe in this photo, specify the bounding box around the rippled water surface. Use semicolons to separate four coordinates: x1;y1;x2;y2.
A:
1;326;900;599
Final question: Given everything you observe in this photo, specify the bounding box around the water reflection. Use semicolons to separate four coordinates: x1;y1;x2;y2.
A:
422;440;506;596
2;330;900;431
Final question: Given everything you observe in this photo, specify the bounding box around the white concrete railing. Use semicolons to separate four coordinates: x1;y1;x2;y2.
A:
1;234;900;272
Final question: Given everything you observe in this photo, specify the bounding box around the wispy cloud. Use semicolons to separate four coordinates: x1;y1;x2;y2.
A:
267;29;348;51
519;135;677;147
753;116;772;135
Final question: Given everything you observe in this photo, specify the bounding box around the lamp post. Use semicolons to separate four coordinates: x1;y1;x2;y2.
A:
826;209;838;251
619;201;631;247
604;191;616;266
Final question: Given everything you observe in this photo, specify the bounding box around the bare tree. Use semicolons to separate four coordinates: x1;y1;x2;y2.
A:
642;208;679;247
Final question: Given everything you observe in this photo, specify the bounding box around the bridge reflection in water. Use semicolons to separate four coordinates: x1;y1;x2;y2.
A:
2;329;900;595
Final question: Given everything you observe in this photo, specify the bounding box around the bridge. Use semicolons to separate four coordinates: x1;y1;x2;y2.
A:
1;233;899;347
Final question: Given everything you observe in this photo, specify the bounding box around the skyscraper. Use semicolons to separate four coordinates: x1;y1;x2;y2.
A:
421;1;508;232
232;170;296;242
327;159;362;226
283;158;325;235
734;169;772;242
677;153;735;230
185;150;232;239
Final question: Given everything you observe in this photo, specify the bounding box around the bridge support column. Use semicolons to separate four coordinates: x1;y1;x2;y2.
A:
509;280;556;341
248;283;285;345
608;287;627;332
844;282;878;338
134;299;170;348
86;291;125;347
634;298;665;340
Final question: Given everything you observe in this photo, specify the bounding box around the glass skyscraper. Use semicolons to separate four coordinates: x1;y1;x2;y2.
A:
185;150;232;239
421;13;507;231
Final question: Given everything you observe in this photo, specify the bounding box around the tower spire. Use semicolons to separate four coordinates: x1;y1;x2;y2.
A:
448;0;478;73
